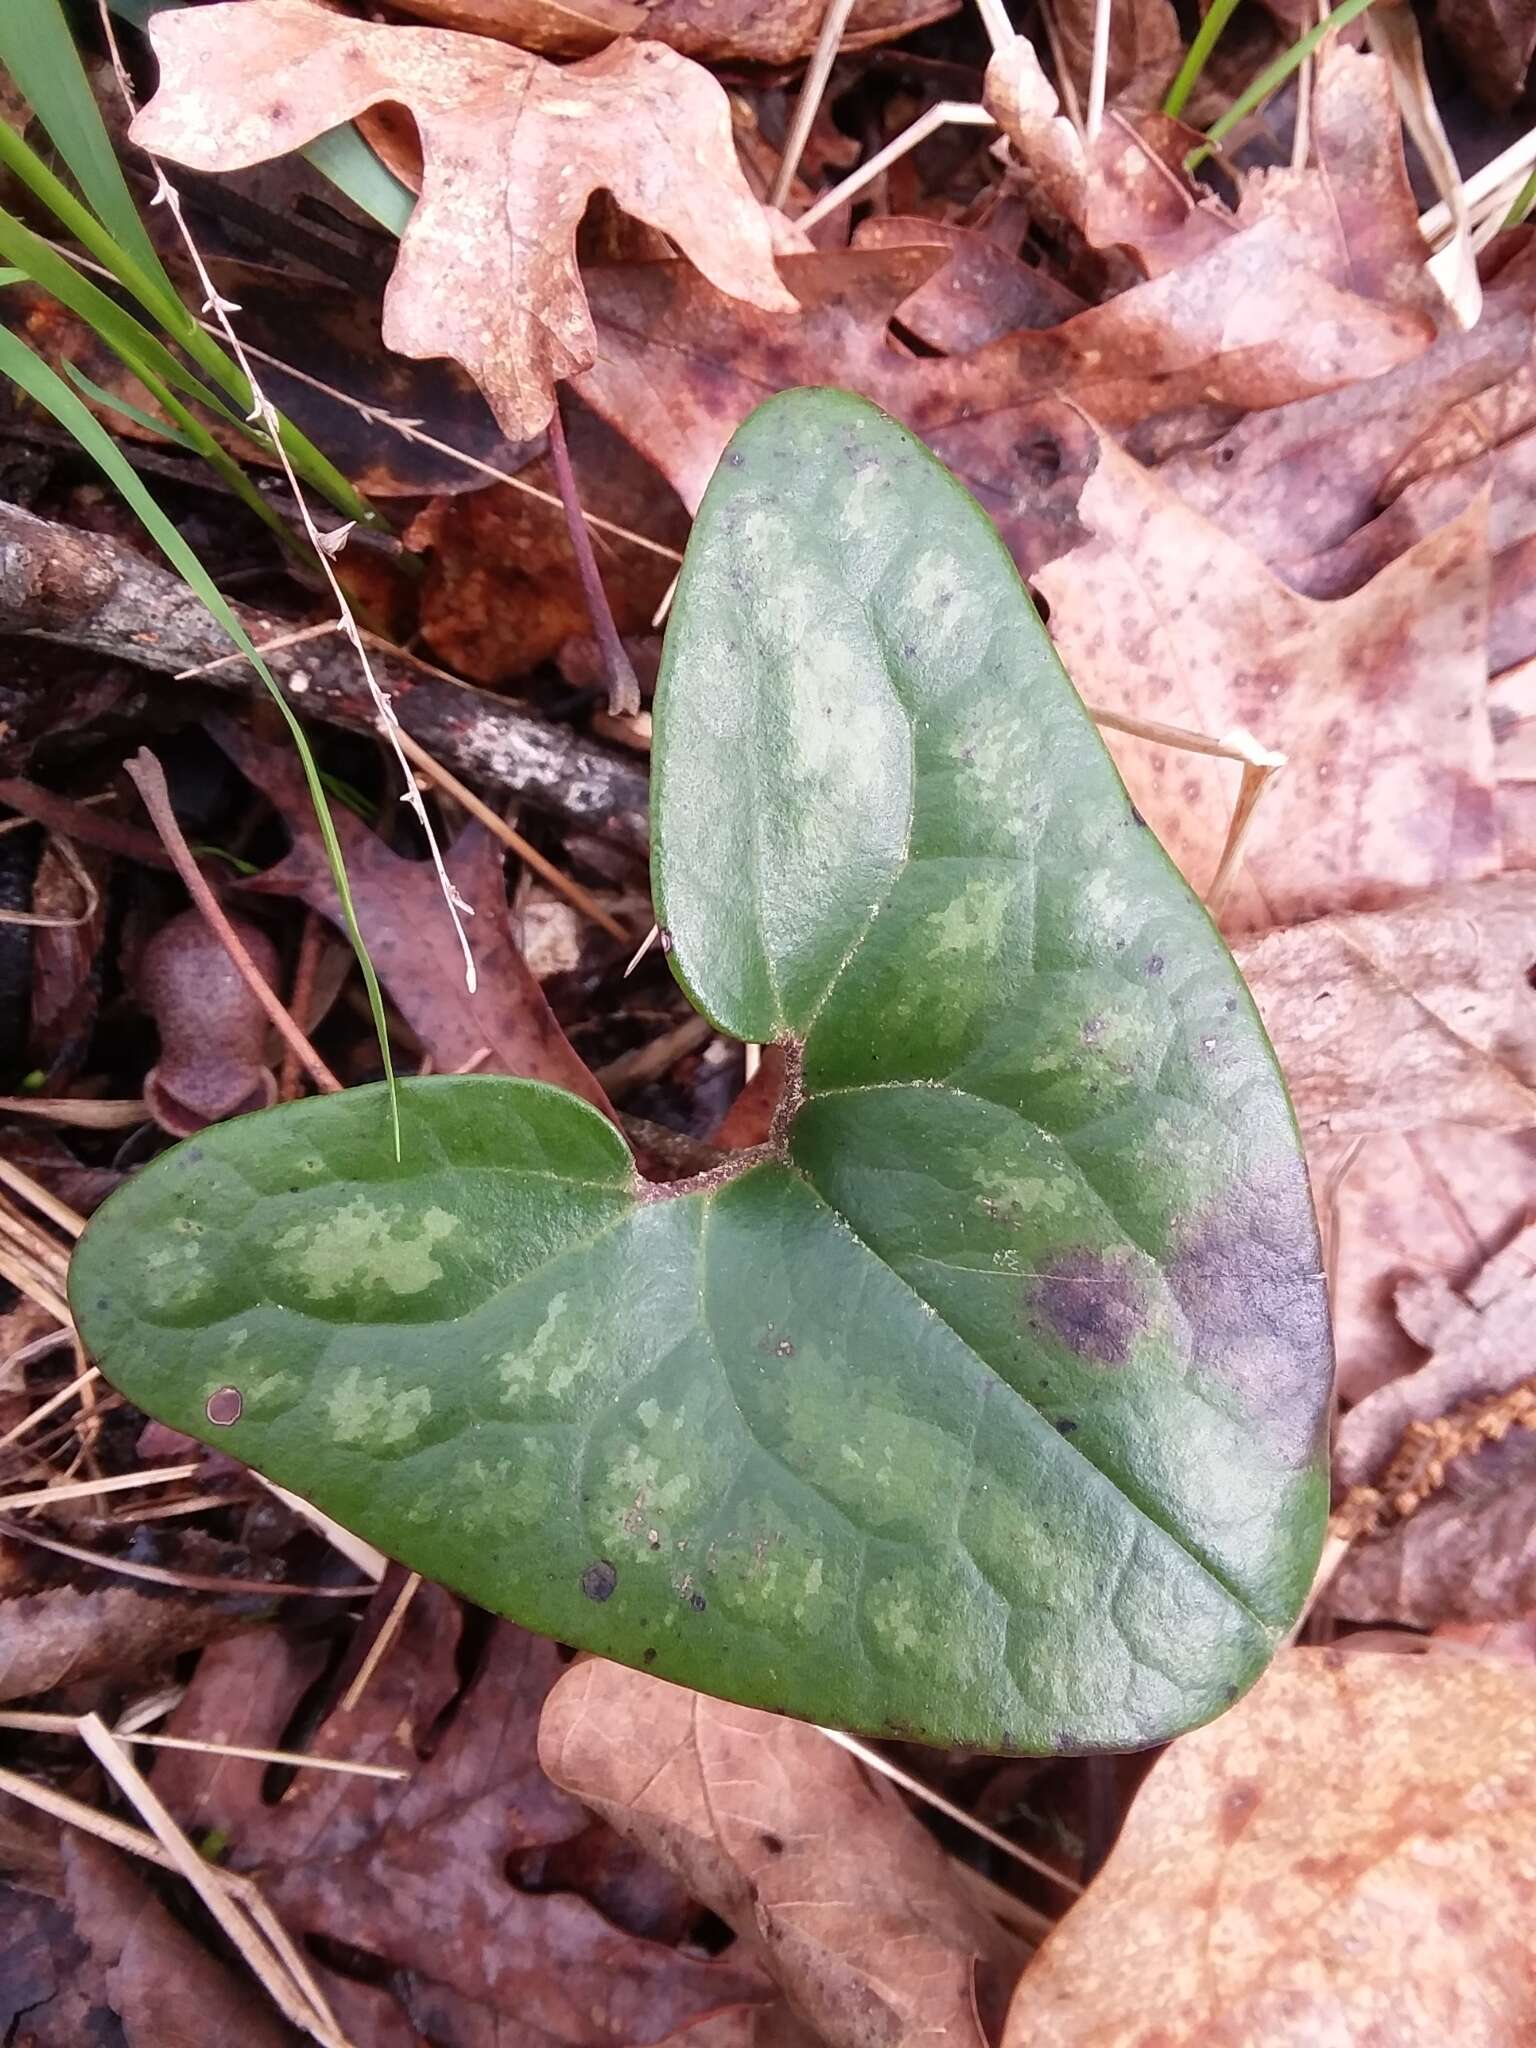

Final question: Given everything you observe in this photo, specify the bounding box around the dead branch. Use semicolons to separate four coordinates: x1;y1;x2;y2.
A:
0;499;650;851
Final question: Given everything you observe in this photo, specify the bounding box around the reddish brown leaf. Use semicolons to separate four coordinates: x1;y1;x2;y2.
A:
638;0;960;62
210;720;613;1111
1003;1649;1536;2046
406;401;686;684
131;0;794;441
540;1658;1024;2048
852;216;1085;348
1436;0;1536;107
579;222;1428;572
138;909;279;1136
1236;874;1536;1139
61;1836;291;2048
1033;430;1497;927
157;1589;775;2046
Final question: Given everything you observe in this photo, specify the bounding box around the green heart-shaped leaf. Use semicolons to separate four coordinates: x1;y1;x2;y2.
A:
70;390;1331;1752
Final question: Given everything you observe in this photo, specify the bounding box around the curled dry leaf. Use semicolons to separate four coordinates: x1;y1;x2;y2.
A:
131;0;795;441
210;719;613;1112
1319;1125;1536;1405
1234;874;1536;1140
1004;1648;1536;2047
539;1657;1024;2048
1033;429;1497;928
1327;1223;1536;1630
139;909;280;1136
983;36;1227;273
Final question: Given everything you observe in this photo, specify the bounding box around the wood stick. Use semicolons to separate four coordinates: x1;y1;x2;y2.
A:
0;498;650;850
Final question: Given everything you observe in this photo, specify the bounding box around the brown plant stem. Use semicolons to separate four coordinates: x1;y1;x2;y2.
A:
545;397;642;719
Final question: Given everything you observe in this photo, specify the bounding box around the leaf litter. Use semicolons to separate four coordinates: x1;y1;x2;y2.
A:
6;0;1536;2038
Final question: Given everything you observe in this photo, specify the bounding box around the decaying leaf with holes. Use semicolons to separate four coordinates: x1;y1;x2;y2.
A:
1002;1647;1536;2046
1327;1223;1536;1627
129;0;794;441
70;392;1332;1753
1034;431;1497;928
539;1657;1026;2048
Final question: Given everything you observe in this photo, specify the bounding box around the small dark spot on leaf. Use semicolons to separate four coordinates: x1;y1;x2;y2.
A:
1223;1682;1238;1700
581;1560;617;1602
1145;953;1164;976
206;1386;242;1426
759;1831;785;1855
1129;806;1148;828
726;451;744;467
267;100;290;122
689;1591;707;1612
1029;1249;1147;1366
643;1647;657;1665
1017;433;1061;483
1053;1416;1078;1435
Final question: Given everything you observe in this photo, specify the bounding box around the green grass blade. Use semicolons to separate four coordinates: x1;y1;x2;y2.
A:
1187;0;1379;169
0;124;385;532
302;124;416;237
1163;0;1243;119
61;358;197;445
0;0;172;291
0;325;398;1140
1505;165;1536;227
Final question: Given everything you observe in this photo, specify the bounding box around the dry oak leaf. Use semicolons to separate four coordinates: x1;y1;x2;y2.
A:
156;1591;775;2046
1234;874;1536;1141
131;0;795;441
1314;1124;1536;1406
1328;1223;1536;1628
1034;429;1498;929
1004;1647;1536;2047
1046;0;1183;110
983;35;1229;274
540;1658;1024;2048
578;214;1429;571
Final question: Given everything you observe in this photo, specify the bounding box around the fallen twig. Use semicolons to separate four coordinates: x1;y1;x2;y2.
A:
0;499;651;849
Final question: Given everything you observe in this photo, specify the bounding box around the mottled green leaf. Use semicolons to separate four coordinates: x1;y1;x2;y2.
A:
70;390;1332;1752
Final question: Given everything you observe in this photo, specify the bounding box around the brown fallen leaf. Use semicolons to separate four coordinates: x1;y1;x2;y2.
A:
406;398;687;683
1003;1647;1536;2046
852;216;1085;347
1152;237;1536;571
0;1882;114;2048
131;0;795;441
1436;0;1536;107
638;0;958;63
1317;1125;1536;1405
385;0;646;54
61;1835;291;2048
157;1587;776;2045
983;35;1228;273
1033;428;1498;927
210;719;613;1112
580;217;1428;570
0;1544;276;1705
1045;0;1183;110
1336;1218;1536;1485
1234;874;1536;1139
539;1657;1024;2048
1328;1231;1536;1629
